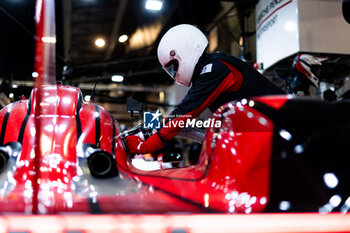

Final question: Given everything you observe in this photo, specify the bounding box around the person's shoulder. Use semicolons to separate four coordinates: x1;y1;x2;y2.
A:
207;51;233;60
203;51;226;62
199;53;230;76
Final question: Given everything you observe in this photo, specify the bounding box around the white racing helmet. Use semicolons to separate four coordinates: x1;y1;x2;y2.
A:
157;24;208;86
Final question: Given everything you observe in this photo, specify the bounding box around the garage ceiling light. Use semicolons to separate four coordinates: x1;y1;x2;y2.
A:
111;75;124;82
145;0;163;11
95;38;106;48
119;34;128;43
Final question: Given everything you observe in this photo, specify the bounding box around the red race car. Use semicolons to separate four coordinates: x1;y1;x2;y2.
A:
0;0;349;218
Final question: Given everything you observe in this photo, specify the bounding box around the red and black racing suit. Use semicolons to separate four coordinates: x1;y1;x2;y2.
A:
157;51;284;142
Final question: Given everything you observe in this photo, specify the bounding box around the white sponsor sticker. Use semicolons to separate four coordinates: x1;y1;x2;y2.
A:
200;63;213;75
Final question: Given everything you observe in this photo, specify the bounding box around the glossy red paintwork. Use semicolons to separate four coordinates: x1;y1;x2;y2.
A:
253;95;290;110
34;0;56;86
114;100;274;213
0;83;277;214
0;0;276;214
0;86;87;213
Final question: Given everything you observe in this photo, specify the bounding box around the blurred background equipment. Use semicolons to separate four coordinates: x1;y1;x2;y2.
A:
256;0;350;99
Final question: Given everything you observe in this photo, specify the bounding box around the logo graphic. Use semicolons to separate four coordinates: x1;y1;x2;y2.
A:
200;63;213;75
143;109;161;129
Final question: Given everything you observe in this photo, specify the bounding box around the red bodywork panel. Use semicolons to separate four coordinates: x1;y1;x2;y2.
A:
115;101;274;213
253;95;289;110
0;84;275;214
2;0;275;214
0;0;348;221
0;86;87;213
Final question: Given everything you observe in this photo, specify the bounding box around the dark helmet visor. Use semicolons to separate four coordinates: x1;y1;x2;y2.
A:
163;59;179;80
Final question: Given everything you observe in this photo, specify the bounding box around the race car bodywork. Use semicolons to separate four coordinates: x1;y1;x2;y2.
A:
0;0;349;215
0;84;272;214
1;85;349;214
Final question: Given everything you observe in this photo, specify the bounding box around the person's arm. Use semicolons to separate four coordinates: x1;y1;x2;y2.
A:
126;60;242;154
158;60;242;141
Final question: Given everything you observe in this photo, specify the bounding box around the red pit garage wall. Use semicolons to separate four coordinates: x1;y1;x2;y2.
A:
256;0;350;71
